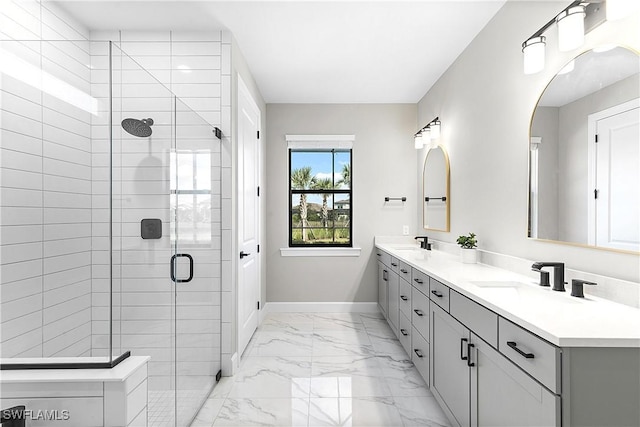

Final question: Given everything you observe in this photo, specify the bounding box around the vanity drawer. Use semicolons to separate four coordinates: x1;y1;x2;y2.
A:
450;290;498;347
399;279;412;318
498;317;561;393
398;312;412;356
411;286;430;342
412;268;429;296
398;260;412;282
390;257;400;273
411;326;430;386
429;278;450;312
375;249;391;267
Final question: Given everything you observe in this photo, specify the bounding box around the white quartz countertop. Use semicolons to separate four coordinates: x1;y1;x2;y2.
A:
0;356;150;383
375;242;640;348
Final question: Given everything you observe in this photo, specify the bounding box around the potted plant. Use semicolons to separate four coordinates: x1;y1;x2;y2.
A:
456;232;478;264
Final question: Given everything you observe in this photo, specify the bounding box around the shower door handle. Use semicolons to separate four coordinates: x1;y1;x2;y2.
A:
171;254;193;283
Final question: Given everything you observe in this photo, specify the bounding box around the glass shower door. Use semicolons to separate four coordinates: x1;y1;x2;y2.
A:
171;97;221;426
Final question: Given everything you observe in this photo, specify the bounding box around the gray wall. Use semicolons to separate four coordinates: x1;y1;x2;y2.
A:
557;74;639;243
531;106;560;240
266;104;417;302
416;1;640;283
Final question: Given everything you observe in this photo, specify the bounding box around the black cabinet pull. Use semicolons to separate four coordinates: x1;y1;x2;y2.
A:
170;253;193;283
400;268;408;274
377;253;382;257
400;295;408;301
383;270;388;282
467;343;475;367
431;290;443;298
414;278;424;284
414;349;424;358
391;262;398;267
400;329;408;336
413;309;424;317
507;341;535;359
460;338;468;360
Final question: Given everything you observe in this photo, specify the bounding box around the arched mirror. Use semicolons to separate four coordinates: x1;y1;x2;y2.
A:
528;46;640;252
423;145;450;231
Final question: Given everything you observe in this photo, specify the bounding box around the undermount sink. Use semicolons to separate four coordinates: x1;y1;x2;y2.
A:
471;280;528;288
390;245;422;251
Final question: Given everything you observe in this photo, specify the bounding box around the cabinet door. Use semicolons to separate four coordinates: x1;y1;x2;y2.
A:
470;334;560;427
377;262;388;317
387;271;399;331
431;304;470;427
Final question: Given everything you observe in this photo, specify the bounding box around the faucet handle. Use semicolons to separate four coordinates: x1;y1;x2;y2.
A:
537;270;550;287
571;279;597;298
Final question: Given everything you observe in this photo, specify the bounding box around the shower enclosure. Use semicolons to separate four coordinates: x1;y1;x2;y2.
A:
0;39;222;426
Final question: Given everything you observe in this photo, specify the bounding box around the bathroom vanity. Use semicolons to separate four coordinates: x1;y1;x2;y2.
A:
375;240;640;427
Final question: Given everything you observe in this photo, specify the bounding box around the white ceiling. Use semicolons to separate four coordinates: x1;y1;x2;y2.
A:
55;0;506;103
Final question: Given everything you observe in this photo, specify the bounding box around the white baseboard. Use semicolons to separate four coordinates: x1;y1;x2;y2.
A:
263;302;380;314
222;352;237;377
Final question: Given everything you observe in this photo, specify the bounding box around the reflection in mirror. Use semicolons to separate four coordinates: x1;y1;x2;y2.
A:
423;145;450;231
529;46;640;252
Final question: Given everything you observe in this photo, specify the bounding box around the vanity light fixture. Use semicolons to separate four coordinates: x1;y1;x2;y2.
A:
556;5;586;51
522;0;609;74
414;117;441;150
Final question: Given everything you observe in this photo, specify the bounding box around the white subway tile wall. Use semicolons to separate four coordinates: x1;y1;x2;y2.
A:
1;0;93;359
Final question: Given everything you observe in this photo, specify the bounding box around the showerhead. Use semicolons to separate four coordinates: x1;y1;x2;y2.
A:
122;118;154;137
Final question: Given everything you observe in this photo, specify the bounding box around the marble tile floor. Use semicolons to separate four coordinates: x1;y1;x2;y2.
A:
191;312;450;427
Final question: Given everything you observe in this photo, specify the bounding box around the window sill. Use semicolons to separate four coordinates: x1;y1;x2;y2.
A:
280;247;361;257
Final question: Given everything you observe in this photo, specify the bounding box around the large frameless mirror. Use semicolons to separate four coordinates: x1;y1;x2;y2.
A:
528;46;640;252
423;145;450;231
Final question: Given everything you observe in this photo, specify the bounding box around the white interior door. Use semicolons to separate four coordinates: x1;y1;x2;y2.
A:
594;104;640;251
237;76;261;356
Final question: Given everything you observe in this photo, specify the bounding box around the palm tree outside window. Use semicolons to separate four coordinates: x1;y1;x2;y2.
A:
289;149;352;246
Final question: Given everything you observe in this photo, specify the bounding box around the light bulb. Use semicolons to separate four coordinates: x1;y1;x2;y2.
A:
556;6;585;52
522;36;546;74
414;133;423;149
430;121;441;139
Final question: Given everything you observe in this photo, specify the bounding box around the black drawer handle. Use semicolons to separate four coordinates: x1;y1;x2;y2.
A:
431;290;443;298
400;329;408;336
414;278;424;284
400;295;408;301
414;349;424;358
467;343;475;367
413;309;424;317
377;253;382;256
460;338;468;360
507;341;535;359
400;268;408;274
391;262;398;267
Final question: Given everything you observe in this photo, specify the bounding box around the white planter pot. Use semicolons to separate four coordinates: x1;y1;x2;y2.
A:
460;248;478;264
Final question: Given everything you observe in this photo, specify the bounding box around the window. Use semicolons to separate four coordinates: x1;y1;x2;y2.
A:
289;148;352;247
170;150;212;245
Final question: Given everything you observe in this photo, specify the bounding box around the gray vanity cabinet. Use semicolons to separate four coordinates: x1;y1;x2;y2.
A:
471;335;560;427
431;304;471;427
377;261;388;317
387;270;399;331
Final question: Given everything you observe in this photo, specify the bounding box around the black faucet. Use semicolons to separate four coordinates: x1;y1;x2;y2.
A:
415;236;431;250
570;279;597;298
531;262;566;291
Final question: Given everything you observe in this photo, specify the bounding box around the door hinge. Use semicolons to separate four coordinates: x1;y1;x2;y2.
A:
594;189;599;199
257;244;260;253
257;301;260;310
257;130;260;139
257;186;260;197
595;134;598;143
